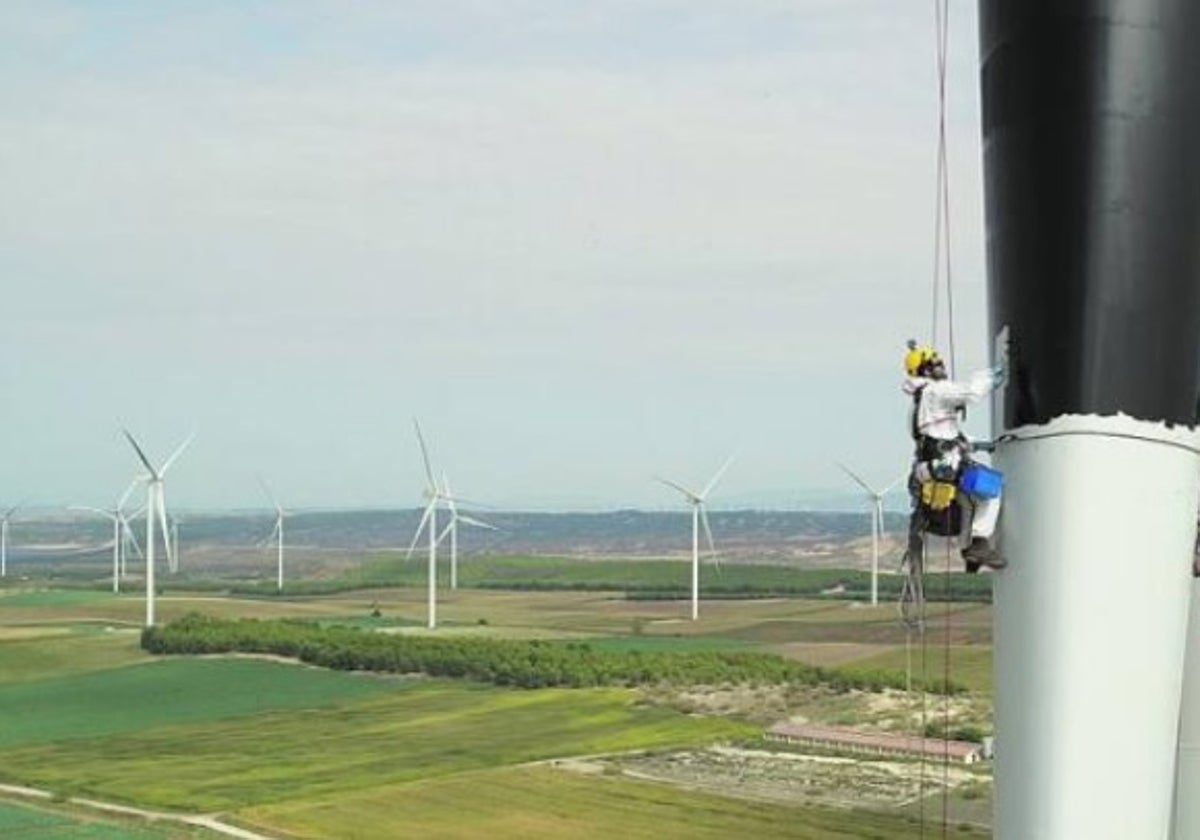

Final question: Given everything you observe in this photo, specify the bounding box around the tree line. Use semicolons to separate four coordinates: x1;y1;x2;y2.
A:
142;613;964;695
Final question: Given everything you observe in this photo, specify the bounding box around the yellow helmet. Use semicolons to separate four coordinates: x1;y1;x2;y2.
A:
904;341;941;377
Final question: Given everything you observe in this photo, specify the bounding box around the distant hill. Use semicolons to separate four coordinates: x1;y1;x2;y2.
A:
2;508;912;576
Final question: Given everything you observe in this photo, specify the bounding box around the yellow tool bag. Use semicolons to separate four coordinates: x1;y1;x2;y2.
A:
921;480;958;511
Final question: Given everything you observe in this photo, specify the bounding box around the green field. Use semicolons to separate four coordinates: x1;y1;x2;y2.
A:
847;645;994;694
0;585;994;838
0;589;112;608
0;679;754;811
244;764;987;840
572;634;753;653
0;627;148;684
0;658;406;748
0;799;204;839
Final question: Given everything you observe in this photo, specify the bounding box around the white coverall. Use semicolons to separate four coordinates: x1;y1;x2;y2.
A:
903;368;1001;540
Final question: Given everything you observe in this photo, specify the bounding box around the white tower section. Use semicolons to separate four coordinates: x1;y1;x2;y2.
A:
1173;578;1200;838
993;414;1200;839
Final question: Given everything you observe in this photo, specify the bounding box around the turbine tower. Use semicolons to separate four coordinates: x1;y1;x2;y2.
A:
978;3;1200;836
837;464;903;607
406;419;443;629
122;429;192;628
71;480;139;594
259;476;286;592
656;455;734;621
436;473;497;590
0;503;20;578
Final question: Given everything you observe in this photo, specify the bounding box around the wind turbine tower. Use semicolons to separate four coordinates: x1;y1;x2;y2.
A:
122;429;192;627
0;503;19;578
437;473;497;590
407;419;443;629
656;455;734;621
71;480;139;594
978;3;1200;836
259;477;286;592
837;464;902;607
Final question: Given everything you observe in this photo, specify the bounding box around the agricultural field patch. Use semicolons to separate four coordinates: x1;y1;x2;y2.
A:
610;745;981;811
770;642;893;667
0;628;147;685
0;682;754;812
0;658;407;748
241;764;987;839
845;645;994;696
572;635;753;653
0;625;72;640
0;797;205;838
0;589;110;608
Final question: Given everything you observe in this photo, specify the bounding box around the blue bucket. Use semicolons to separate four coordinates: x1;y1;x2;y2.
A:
960;463;1003;499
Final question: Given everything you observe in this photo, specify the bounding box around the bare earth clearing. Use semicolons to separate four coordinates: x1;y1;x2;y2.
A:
588;745;981;810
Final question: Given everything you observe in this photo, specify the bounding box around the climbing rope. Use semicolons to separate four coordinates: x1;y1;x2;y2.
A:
908;2;958;837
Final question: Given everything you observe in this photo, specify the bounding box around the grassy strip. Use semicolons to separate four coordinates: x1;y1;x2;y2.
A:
0;684;754;811
142;613;965;694
0;798;205;839
0;630;148;686
243;764;986;840
0;658;404;748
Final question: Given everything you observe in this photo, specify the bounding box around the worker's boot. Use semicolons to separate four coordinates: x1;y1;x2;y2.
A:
961;537;1006;573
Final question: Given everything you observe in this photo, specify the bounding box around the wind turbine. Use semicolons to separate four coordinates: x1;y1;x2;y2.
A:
71;480;139;594
655;454;735;621
258;476;286;591
122;429;193;627
0;503;20;578
436;473;497;590
406;419;443;629
837;463;905;607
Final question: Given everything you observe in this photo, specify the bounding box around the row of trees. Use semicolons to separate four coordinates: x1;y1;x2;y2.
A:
142;613;964;695
165;568;994;603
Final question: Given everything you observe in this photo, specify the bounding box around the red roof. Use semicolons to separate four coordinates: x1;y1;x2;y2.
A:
767;721;981;760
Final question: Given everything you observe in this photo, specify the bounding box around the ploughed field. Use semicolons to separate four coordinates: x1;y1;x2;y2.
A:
0;583;993;838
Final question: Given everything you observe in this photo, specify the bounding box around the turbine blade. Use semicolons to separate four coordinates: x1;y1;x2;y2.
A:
836;462;876;496
121;517;144;559
157;488;174;568
159;431;194;476
701;453;737;499
406;498;438;559
117;478;140;510
122;429;157;477
458;514;498;531
257;475;283;515
881;471;909;497
699;505;721;571
70;505;114;520
413;418;436;486
441;472;459;514
435;519;455;546
654;476;700;502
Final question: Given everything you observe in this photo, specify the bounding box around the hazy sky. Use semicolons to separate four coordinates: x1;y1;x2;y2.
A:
1;1;991;512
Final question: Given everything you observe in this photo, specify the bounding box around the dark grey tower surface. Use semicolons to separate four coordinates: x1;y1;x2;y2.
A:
980;0;1200;429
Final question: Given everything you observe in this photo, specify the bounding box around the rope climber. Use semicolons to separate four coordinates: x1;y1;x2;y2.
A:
902;342;1007;572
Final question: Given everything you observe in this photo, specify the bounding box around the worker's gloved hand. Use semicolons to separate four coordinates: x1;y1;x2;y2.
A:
991;363;1008;388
